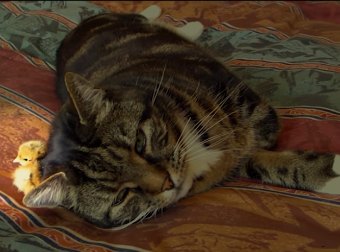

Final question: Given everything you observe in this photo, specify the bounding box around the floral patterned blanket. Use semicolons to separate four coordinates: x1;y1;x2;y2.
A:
0;1;339;251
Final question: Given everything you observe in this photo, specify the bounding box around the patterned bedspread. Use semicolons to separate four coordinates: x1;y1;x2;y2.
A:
0;1;339;251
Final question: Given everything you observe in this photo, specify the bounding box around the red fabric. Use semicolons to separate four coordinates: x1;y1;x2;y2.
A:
295;1;340;24
1;1;340;251
278;118;340;154
0;49;60;112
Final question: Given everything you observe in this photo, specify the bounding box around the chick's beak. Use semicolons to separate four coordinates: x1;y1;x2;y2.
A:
13;157;20;163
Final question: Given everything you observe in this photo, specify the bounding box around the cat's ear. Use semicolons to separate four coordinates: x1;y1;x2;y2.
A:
64;72;109;125
23;172;68;208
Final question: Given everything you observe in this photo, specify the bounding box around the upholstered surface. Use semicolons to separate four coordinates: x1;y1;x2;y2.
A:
0;1;339;251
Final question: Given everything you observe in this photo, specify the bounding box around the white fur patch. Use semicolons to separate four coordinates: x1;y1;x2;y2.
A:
332;155;340;175
175;122;223;200
174;21;204;41
315;155;340;194
317;177;340;194
140;5;161;21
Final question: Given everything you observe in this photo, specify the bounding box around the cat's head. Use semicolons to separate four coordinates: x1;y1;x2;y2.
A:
23;72;221;228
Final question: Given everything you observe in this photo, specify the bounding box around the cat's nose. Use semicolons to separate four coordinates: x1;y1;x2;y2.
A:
161;174;174;191
135;171;174;194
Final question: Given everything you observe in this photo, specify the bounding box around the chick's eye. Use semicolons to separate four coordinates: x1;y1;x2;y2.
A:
23;158;28;161
135;129;146;155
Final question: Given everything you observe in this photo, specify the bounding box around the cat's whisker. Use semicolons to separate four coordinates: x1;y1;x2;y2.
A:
182;85;243;150
198;131;234;146
112;206;153;231
192;81;200;99
182;134;231;159
184;150;224;163
189;91;228;135
173;117;191;154
185;146;244;164
182;110;238;154
180;131;233;157
193;83;243;132
152;64;167;105
182;125;240;160
134;76;140;86
186;135;244;156
146;207;159;220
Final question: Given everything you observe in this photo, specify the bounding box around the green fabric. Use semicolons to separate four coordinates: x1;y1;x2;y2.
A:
0;218;60;252
197;28;340;111
1;1;339;111
0;1;106;67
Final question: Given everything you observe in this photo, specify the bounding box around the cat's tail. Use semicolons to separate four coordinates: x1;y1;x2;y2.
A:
238;149;340;194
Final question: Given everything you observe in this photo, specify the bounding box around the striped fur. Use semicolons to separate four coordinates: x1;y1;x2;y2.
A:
23;12;340;229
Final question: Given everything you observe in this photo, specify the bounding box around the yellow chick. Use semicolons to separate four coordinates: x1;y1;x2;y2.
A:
12;140;46;195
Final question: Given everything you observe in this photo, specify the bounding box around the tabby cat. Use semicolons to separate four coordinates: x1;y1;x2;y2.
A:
22;7;340;229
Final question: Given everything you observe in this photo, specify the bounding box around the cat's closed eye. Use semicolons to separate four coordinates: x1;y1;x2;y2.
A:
112;188;130;207
135;129;146;155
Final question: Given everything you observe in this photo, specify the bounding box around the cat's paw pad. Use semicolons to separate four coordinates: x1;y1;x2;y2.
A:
140;5;162;21
316;176;340;194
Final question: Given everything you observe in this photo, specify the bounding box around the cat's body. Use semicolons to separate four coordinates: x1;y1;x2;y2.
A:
22;11;340;228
